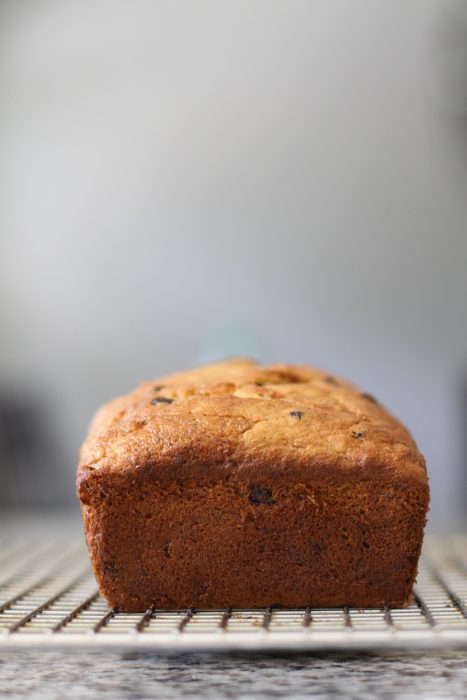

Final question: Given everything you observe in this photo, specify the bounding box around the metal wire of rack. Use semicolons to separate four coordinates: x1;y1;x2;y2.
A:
0;536;466;651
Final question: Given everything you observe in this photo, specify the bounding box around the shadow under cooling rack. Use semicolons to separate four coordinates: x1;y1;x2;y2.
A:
0;536;467;651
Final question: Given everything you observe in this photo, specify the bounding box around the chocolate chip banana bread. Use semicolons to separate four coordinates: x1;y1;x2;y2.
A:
77;358;429;612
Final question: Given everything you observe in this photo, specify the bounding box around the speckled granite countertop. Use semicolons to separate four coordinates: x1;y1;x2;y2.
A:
1;650;467;699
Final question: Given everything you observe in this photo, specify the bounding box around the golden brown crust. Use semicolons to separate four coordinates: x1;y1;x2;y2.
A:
77;359;429;611
78;358;426;484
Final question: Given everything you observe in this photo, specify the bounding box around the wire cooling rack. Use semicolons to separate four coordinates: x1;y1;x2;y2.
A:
0;536;466;651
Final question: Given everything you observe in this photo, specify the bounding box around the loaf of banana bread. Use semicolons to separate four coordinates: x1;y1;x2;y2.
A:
77;358;429;612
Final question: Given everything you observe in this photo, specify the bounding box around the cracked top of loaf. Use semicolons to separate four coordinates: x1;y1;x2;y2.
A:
77;358;427;491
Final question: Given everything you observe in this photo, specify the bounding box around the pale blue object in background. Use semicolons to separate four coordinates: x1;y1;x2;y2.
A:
197;322;262;366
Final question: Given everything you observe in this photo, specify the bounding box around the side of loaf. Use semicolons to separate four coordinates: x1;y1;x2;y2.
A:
77;358;429;612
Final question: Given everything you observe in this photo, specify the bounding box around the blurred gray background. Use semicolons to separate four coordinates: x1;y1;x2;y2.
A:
0;0;466;529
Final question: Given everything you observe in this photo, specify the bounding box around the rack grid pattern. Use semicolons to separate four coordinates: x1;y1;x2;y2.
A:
0;536;467;651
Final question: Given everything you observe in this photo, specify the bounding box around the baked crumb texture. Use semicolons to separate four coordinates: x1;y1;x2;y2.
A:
77;358;430;612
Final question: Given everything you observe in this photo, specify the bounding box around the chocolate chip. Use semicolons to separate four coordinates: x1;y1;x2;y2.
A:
361;392;378;404
352;430;366;438
256;382;266;387
324;376;339;385
151;397;174;405
103;562;123;575
289;411;304;420
248;485;276;506
154;385;165;391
